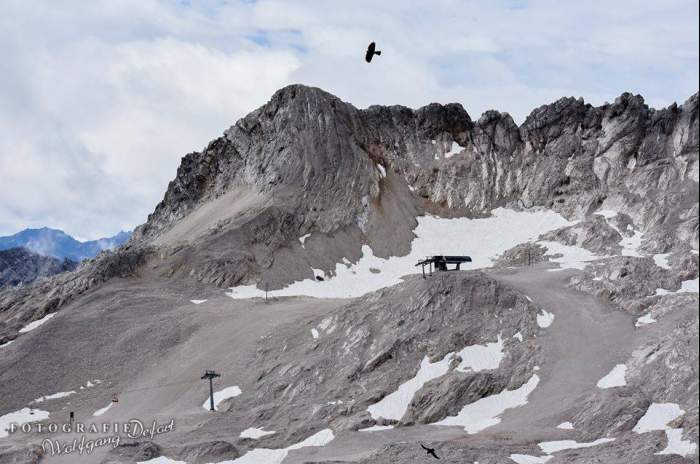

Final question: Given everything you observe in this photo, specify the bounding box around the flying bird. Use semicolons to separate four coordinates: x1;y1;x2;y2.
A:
420;443;440;460
365;42;381;63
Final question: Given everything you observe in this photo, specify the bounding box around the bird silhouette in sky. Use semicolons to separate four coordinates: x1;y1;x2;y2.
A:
365;42;381;63
420;443;440;460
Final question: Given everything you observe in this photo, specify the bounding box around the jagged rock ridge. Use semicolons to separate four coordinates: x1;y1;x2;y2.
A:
132;85;698;289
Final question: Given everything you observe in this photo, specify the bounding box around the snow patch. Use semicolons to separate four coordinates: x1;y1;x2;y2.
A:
358;425;395;432
538;438;615;454
368;355;452;421
228;209;574;299
658;428;697;456
1;408;50;438
556;421;574;430
632;402;696;456
377;164;387;178
434;374;540;433
311;328;319;339
444;142;461;158
93;403;112;417
596;364;627;389
510;455;552;464
138;458;187;464
539;241;599;271
217;429;334;464
318;317;335;334
240;428;276;439
595;210;643;256
653;253;671;270
202;386;242;411
633;403;685;433
454;335;504;372
368;336;504;421
513;332;523;342
299;234;311;246
312;268;326;280
680;279;699;292
190;299;208;305
32;391;76;404
635;313;657;327
18;313;55;333
595;210;618;219
536;310;555;328
656;278;699;295
620;229;644;257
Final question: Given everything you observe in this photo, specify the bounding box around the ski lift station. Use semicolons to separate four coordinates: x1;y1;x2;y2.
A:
416;255;472;278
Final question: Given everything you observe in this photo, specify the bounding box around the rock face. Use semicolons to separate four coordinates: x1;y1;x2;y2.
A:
235;272;540;443
129;85;698;290
0;247;77;287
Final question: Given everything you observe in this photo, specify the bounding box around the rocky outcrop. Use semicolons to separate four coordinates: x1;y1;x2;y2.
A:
227;272;541;444
0;247;77;287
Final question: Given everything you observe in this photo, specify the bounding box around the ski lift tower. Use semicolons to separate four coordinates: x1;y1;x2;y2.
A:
201;370;221;411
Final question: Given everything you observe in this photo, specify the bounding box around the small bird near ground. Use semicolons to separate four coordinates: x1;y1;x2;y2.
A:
365;42;381;62
420;443;440;459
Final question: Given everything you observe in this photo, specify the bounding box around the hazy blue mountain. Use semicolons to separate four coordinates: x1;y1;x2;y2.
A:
0;228;131;261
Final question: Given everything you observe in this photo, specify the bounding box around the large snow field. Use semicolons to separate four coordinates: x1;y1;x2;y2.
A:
228;208;574;299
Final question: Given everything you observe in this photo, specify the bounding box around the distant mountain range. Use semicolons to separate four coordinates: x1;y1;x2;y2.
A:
0;228;131;261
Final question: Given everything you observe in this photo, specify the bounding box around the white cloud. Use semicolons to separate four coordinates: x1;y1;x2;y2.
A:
0;0;697;237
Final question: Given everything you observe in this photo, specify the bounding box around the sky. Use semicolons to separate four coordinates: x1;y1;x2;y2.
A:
0;0;698;239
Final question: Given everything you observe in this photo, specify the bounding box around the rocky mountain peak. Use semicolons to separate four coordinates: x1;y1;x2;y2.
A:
127;85;698;290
